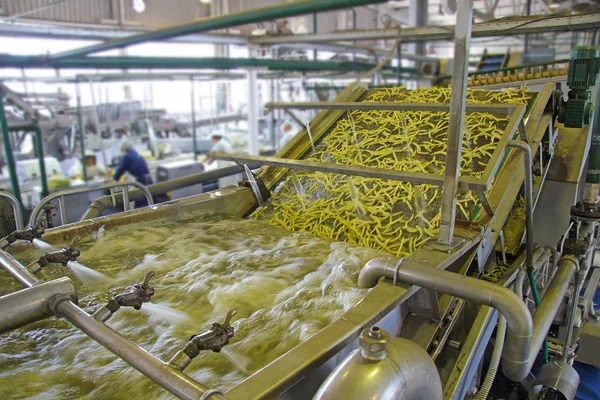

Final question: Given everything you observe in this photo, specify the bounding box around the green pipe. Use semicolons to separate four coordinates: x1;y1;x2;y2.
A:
0;91;23;218
0;55;419;74
49;0;387;61
7;124;48;198
190;78;198;162
75;82;88;183
527;270;549;363
586;82;600;184
313;13;318;61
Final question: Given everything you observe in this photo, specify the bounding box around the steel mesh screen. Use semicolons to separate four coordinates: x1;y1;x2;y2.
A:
254;87;531;257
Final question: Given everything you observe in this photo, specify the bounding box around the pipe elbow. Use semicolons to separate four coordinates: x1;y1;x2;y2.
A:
358;257;395;288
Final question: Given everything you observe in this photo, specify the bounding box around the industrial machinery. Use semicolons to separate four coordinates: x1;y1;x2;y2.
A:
1;2;600;400
156;160;206;200
0;70;598;400
558;46;600;128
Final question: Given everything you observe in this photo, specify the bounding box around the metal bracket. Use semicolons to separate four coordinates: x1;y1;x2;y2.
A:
425;236;467;253
518;120;528;142
474;188;495;217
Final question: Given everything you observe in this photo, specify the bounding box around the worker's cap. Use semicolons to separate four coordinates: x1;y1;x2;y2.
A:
120;140;135;152
84;150;96;158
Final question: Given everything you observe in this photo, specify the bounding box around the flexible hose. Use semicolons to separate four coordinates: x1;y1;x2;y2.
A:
475;315;506;400
515;269;525;299
475;272;524;400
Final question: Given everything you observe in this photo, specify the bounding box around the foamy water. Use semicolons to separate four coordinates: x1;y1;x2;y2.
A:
0;213;383;399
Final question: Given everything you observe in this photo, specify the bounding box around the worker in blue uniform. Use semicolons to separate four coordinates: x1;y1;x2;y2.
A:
113;140;154;208
113;140;153;186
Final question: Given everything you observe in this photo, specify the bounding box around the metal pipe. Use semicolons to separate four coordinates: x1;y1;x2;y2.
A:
0;192;23;230
49;0;387;60
358;255;578;381
507;140;534;270
0;91;23;214
438;0;473;244
0;277;76;334
54;300;225;400
0;55;414;73
0;248;225;400
0;250;38;287
562;270;584;359
81;163;260;219
30;181;153;226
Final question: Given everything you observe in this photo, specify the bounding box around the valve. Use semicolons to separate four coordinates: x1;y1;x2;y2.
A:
2;219;45;248
30;236;81;274
168;308;237;371
92;270;155;322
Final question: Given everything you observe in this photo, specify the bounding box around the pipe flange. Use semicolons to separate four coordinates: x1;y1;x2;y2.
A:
199;389;224;400
560;255;580;272
48;292;78;316
392;257;405;286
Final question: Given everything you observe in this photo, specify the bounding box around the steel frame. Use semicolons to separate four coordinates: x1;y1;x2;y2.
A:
259;100;526;191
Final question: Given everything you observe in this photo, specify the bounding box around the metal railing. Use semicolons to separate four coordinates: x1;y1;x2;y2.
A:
0;192;23;230
29;182;154;227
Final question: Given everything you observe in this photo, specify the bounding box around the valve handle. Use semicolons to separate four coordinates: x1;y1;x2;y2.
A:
141;270;155;289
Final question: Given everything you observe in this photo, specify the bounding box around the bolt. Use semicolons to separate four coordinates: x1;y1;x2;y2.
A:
359;326;389;361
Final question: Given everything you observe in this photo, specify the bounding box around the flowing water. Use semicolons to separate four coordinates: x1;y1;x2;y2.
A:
141;302;193;326
302;111;316;152
32;238;54;251
66;261;109;284
0;213;383;399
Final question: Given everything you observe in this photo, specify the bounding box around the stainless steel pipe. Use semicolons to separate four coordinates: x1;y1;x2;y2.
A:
54;301;225;400
0;277;76;334
0;249;224;400
81;163;260;220
0;250;38;287
507;140;534;270
358;255;578;382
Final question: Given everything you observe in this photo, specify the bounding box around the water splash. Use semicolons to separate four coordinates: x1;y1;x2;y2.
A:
91;225;106;242
220;347;252;374
141;302;193;326
32;239;54;251
244;165;264;207
347;179;366;220
413;186;429;229
290;171;306;209
301;111;316;152
347;112;362;162
66;261;109;284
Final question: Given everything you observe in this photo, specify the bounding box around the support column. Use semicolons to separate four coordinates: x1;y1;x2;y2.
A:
247;49;260;156
0;91;22;213
190;78;198;161
408;0;427;68
75;81;88;183
438;0;473;244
